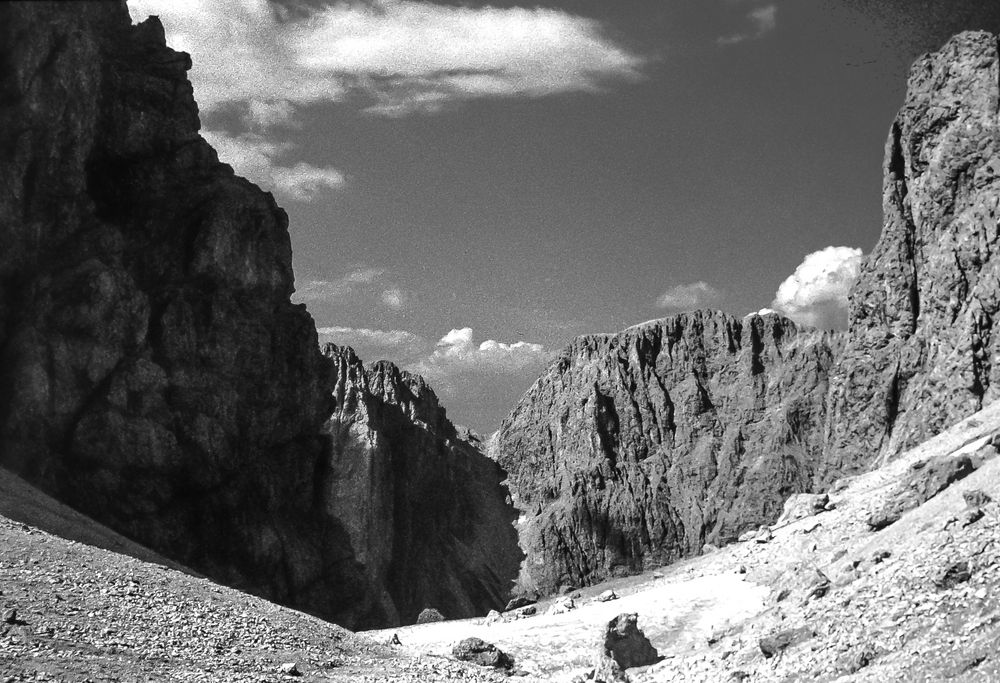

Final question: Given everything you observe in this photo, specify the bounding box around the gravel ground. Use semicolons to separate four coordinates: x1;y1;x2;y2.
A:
0;514;507;683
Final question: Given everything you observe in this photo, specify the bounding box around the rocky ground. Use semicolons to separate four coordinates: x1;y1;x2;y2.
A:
0;471;507;683
369;400;1000;682
5;402;1000;682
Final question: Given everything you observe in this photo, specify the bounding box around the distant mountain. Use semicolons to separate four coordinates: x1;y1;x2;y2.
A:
492;31;1000;595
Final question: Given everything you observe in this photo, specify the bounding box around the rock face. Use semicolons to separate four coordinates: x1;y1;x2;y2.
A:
322;345;521;626
494;32;1000;596
492;311;840;593
0;2;518;629
822;31;1000;481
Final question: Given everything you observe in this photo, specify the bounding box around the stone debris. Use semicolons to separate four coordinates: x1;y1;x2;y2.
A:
775;493;830;526
758;626;815;658
548;597;576;615
278;662;301;676
936;561;973;590
451;637;515;669
596;590;619;603
504;596;537;612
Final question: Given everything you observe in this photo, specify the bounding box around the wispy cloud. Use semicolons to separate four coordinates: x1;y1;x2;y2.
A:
317;326;427;357
203;130;345;202
717;3;778;45
295;267;412;311
129;0;642;198
380;288;408;311
130;0;644;118
656;281;723;311
771;246;863;330
408;327;551;382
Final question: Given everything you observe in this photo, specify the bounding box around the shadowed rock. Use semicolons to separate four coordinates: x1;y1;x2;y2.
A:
452;637;514;669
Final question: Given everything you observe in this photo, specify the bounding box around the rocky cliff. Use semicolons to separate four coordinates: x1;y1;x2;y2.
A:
493;31;1000;595
0;1;518;629
822;31;1000;482
322;345;521;625
491;311;841;593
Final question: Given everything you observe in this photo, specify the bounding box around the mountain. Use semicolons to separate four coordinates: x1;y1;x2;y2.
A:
822;30;1000;482
322;345;521;626
491;311;840;593
492;31;1000;596
0;1;517;629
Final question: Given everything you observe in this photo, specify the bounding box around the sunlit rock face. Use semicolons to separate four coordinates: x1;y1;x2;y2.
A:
323;345;522;626
492;311;841;593
495;31;1000;595
0;2;519;629
822;31;1000;482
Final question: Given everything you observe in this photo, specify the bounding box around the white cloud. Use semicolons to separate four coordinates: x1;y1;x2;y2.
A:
656;281;723;311
380;288;407;310
294;267;388;303
771;246;863;330
409;327;550;380
203;130;345;201
718;3;778;45
129;0;644;118
317;326;427;357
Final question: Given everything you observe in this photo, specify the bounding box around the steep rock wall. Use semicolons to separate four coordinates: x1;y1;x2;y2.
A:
0;2;519;629
494;31;1000;595
491;312;840;593
822;31;1000;482
322;345;521;626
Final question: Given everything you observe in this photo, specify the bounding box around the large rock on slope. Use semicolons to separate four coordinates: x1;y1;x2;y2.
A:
491;311;840;593
322;345;521;626
0;2;518;629
822;31;1000;482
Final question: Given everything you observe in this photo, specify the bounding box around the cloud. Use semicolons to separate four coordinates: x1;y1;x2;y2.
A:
294;267;387;303
380;288;408;311
202;130;345;202
129;0;644;118
409;327;551;380
771;246;863;330
718;3;778;45
317;326;427;357
656;281;723;311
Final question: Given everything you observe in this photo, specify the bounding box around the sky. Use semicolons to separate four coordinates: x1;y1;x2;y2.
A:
128;0;1000;435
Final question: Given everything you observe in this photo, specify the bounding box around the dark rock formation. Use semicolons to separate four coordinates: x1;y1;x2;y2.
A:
822;31;1000;482
322;345;521;626
601;613;659;669
493;31;1000;597
0;2;519;630
492;311;840;593
451;637;515;670
0;1;369;626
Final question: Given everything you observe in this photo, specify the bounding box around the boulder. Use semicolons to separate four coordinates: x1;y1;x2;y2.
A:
867;455;976;530
452;637;514;669
601;613;660;669
416;608;445;624
596;590;618;603
775;493;829;526
759;626;815;658
504;596;537;612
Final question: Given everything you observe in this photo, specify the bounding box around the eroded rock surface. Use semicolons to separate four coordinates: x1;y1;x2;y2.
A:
822;31;1000;481
323;345;521;626
492;311;840;593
